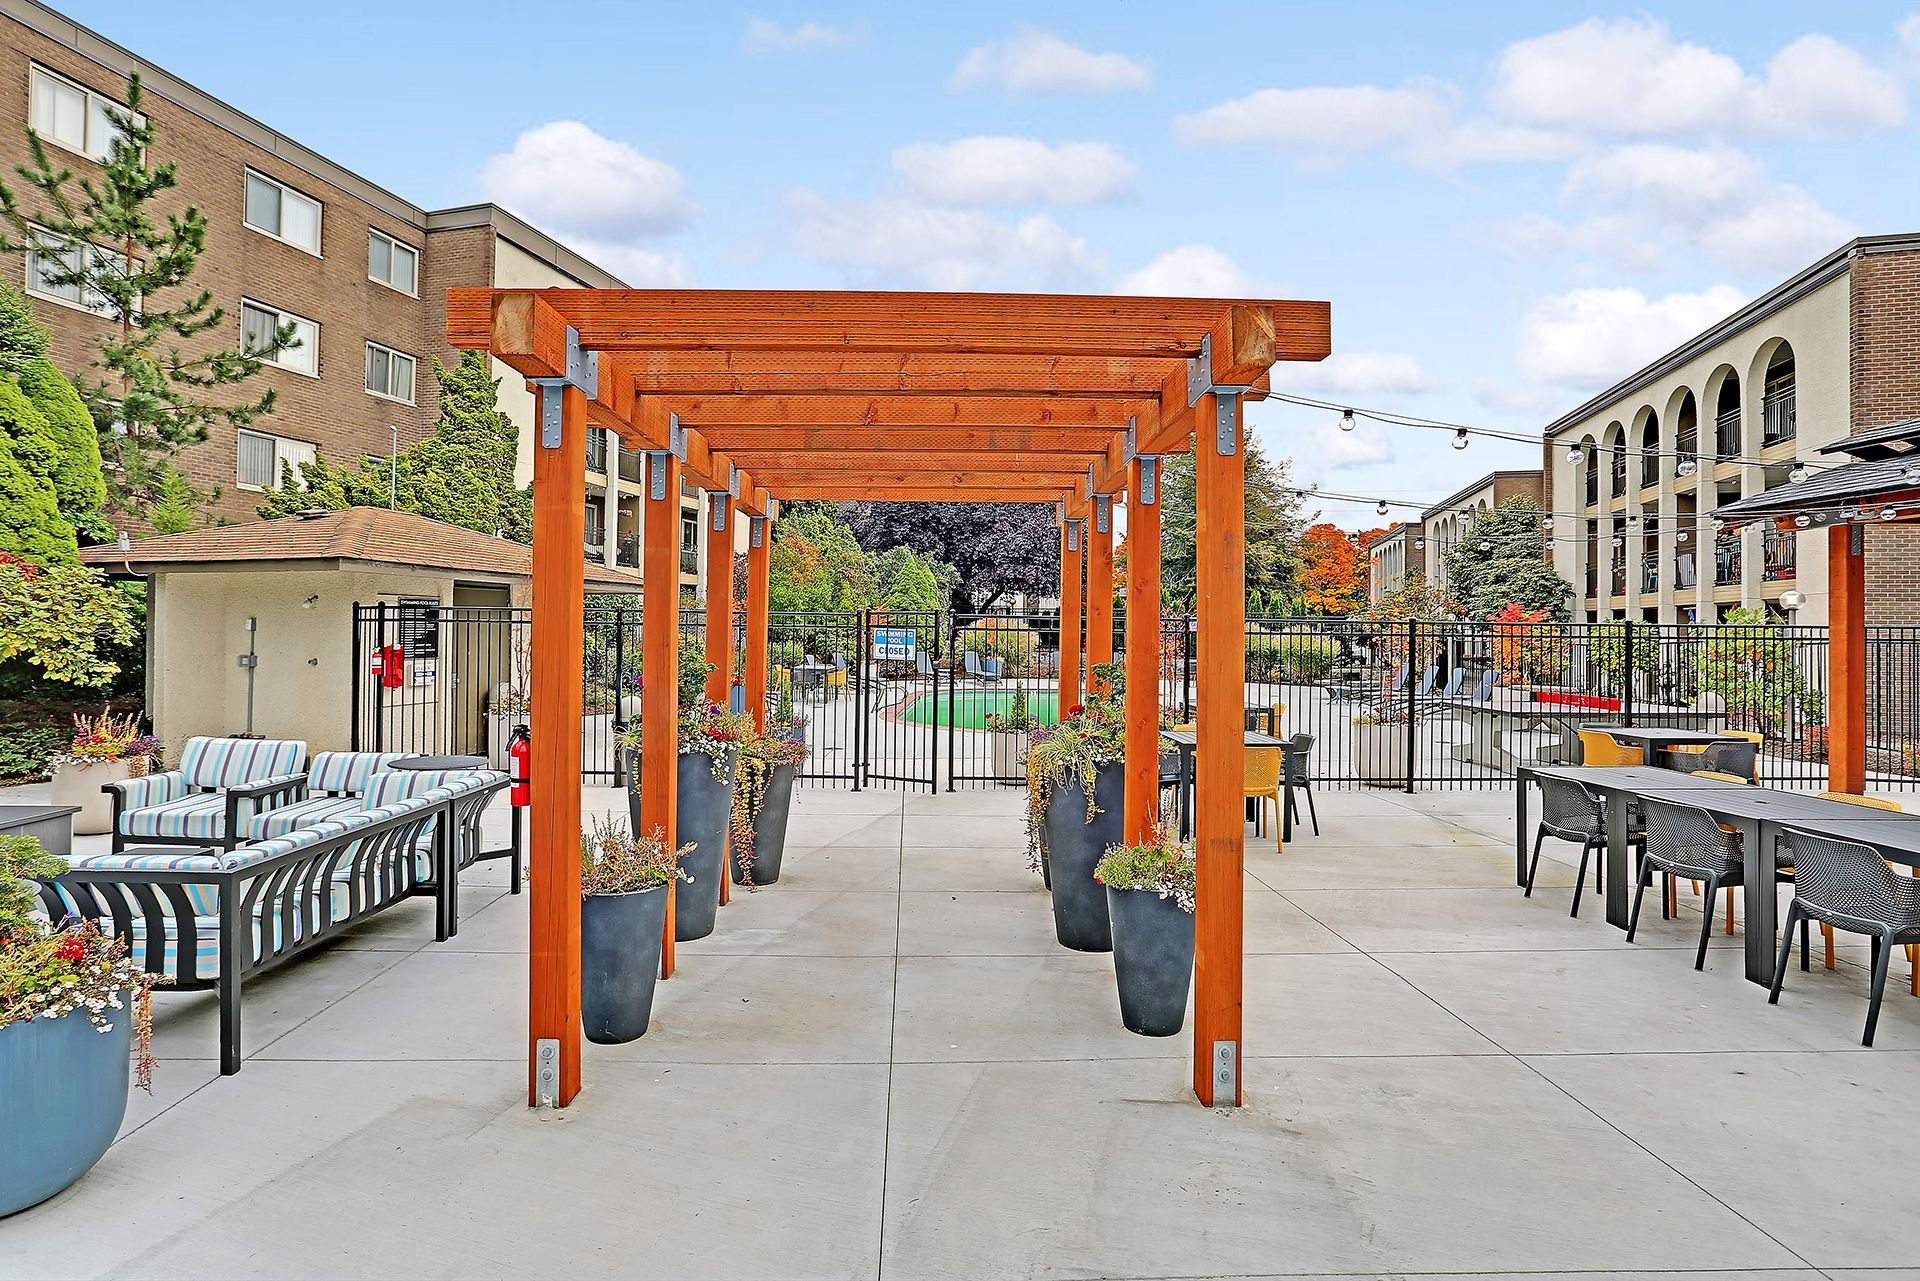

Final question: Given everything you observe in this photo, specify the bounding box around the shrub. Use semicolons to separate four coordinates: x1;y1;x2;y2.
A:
1273;630;1340;682
961;618;1038;675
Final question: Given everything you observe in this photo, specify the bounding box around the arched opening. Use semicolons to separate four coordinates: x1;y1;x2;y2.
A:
1582;434;1600;507
1762;343;1796;446
1603;423;1626;498
1636;409;1659;489
1673;390;1697;476
1712;368;1741;461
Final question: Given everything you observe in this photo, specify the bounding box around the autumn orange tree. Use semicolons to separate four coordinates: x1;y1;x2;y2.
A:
1296;522;1369;614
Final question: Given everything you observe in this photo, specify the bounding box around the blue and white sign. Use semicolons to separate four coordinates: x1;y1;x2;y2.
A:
874;627;917;661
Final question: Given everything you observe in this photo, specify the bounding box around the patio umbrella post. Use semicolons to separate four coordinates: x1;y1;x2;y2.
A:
1124;457;1163;841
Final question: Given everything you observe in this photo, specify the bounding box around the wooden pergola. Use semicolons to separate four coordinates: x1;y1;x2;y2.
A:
448;288;1331;1108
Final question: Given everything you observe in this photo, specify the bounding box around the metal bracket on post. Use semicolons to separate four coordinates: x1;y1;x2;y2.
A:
1066;519;1081;553
534;1038;560;1108
1186;334;1213;409
647;452;670;502
1214;392;1240;456
727;463;740;499
710;492;728;532
1211;1040;1239;1107
750;516;765;549
1085;465;1096;501
666;412;687;461
528;326;599;450
1139;456;1159;506
1123;416;1138;465
1056;500;1066;524
1094;494;1111;534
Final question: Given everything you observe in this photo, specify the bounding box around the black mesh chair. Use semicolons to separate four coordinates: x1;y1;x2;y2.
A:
1282;732;1318;837
1526;775;1637;918
1697;738;1759;782
1158;749;1183;822
1770;828;1920;1046
1629;798;1743;969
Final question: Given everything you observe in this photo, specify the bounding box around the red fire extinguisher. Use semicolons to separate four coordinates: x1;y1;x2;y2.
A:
373;644;405;689
508;724;531;807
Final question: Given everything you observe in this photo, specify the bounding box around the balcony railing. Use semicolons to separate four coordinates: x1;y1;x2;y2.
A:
1609;449;1627;495
1762;383;1796;446
1639;448;1659;489
1584;564;1598;596
679;547;699;577
1715;408;1740;460
618;450;644;484
1610;560;1626;596
1640;551;1659;593
1714;535;1742;586
586;427;607;474
1763;526;1796;582
585;536;607;565
1674;552;1698;590
616;534;639;568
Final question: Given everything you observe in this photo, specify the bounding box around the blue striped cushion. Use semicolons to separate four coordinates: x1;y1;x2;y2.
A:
362;769;476;808
241;796;361;840
113;771;188;809
119;794;228;840
308;751;403;795
178;737;308;790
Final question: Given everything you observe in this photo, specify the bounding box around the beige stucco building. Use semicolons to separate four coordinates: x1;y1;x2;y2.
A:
1541;233;1920;627
1366;470;1545;606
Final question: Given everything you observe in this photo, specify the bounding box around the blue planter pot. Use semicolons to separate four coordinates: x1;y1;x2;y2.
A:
1041;763;1123;952
1106;887;1195;1036
0;1000;132;1217
581;887;668;1044
628;747;737;941
734;761;796;886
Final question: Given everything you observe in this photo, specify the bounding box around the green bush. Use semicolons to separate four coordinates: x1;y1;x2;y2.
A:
1274;630;1341;682
960;619;1038;675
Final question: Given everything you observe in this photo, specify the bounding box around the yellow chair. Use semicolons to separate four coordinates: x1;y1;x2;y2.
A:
1171;722;1196;733
826;666;848;699
1578;730;1644;767
1690;770;1750;785
1816;793;1913;991
1243;746;1283;843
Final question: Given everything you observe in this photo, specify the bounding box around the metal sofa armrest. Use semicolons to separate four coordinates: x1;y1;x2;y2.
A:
222;773;311;847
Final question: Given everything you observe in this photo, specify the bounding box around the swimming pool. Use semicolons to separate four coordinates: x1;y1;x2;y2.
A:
897;686;1061;729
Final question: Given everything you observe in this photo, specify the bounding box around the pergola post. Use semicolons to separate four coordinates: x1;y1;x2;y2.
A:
744;515;772;732
704;490;736;906
642;449;683;977
1192;391;1246;1107
1059;515;1084;711
1123;458;1163;841
1086;496;1115;689
1828;522;1867;794
527;382;586;1107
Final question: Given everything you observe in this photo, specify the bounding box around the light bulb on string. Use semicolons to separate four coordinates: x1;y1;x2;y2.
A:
1883;507;1900;522
1452;428;1469;450
1377;499;1389;516
1567;445;1584;465
1789;463;1808;484
1794;514;1811;528
1905;463;1920;486
1676;457;1697;477
1339;409;1356;432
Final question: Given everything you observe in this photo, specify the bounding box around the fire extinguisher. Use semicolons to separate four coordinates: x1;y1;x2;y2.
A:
508;724;531;807
373;644;405;689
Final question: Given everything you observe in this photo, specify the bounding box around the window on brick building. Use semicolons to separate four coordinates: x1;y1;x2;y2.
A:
236;428;316;490
24;228;131;317
243;170;322;254
241;299;319;375
364;342;417;404
367;229;419;295
29;65;139;162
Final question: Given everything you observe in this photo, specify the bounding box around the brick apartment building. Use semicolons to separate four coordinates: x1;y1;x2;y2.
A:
0;0;703;588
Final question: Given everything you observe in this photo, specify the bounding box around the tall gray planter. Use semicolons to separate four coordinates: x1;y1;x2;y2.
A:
1106;887;1195;1036
627;746;737;942
580;886;668;1043
1041;761;1123;952
734;761;797;885
0;999;132;1217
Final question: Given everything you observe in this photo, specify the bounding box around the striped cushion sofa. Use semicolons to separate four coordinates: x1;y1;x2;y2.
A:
39;769;509;1074
106;736;310;852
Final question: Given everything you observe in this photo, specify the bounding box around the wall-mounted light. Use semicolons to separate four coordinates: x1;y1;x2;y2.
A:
302;595;319;610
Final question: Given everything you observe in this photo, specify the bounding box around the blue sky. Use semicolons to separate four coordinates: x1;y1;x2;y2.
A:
62;3;1920;528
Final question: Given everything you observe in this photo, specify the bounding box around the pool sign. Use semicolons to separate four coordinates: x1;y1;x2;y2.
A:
874;627;916;661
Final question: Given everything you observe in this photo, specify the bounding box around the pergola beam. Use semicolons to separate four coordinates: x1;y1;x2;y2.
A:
709;427;1123;454
734;452;1106;474
770;486;1067;503
659;394;1157;431
620;351;1274;398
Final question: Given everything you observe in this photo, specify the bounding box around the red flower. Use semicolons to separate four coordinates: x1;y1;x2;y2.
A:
55;936;85;963
1066;704;1084;717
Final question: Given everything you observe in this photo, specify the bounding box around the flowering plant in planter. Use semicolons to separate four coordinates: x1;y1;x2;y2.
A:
729;727;808;888
0;836;161;1090
579;815;691;895
771;681;807;740
984;685;1040;733
1024;663;1127;871
1095;823;1197;913
46;710;158;774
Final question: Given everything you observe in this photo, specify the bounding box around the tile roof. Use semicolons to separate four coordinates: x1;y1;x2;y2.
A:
1714;457;1920;525
79;508;647;592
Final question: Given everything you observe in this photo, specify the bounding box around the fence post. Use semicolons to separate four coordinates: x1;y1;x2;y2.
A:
1622;617;1636;727
350;603;364;751
945;615;957;791
372;601;387;752
853;609;867;792
1404;619;1417;793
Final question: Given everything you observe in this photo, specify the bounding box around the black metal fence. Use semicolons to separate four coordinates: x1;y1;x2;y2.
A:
351;604;1920;793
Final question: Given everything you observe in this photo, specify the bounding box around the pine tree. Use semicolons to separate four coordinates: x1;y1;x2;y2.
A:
257;352;532;539
0;73;288;525
1442;496;1573;621
0;273;48;378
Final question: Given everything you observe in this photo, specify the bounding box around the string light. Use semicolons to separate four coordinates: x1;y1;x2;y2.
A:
1905;463;1920;485
1795;514;1811;528
1339;408;1355;432
1789;463;1809;484
1676;458;1697;478
1567;445;1585;465
1377;499;1389;516
1451;427;1469;450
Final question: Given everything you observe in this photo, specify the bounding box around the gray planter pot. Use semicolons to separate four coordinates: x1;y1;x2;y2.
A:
1106;886;1195;1037
1041;762;1123;952
734;760;796;886
1;999;132;1217
580;886;668;1044
627;746;736;942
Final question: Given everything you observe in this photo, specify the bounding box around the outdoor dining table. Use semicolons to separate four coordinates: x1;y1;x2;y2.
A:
1447;697;1723;772
1516;763;1919;985
1588;725;1738;764
1162;728;1303;842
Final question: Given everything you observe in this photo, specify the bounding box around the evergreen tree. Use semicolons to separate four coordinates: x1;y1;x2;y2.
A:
881;548;941;613
1442;496;1574;621
1160;438;1308;607
0;275;48;378
257;352;532;539
0;73;288;525
18;357;106;541
0;377;76;563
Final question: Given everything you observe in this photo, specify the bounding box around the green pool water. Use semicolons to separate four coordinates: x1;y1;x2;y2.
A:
898;687;1061;729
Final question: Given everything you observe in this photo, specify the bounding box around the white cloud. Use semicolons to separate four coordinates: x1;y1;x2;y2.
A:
1271;352;1434;395
1176;83;1450;159
1516;284;1747;388
1903;16;1920;72
950;27;1150;96
1489;18;1904;138
1472;379;1563;417
479;121;691;239
1311;418;1396;470
1112;245;1251;296
1409;119;1582;168
743;17;859;52
1560;144;1855;275
564;241;694;287
787;190;1101;289
892;138;1135;207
